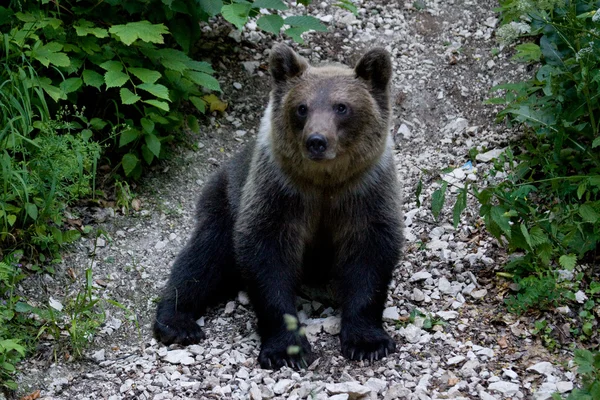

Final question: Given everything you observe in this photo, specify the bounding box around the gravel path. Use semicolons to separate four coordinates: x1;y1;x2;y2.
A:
15;1;579;399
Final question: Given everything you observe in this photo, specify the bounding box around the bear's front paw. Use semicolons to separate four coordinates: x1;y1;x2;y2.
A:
153;313;205;346
340;326;396;362
258;333;313;370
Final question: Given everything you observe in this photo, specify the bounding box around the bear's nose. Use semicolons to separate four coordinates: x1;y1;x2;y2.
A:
306;133;328;157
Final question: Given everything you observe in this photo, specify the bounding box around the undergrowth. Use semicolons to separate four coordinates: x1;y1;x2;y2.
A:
425;0;599;396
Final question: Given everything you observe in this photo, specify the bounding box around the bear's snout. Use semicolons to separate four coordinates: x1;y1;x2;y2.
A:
306;133;328;159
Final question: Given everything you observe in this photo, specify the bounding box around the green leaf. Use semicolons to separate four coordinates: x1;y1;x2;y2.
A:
14;302;34;313
198;0;223;16
593;137;600;148
104;70;129;88
221;3;251;30
431;182;447;220
63;229;81;243
520;223;533;250
145;133;161;157
257;15;285;34
60;77;82;94
25;203;38;220
558;254;577;271
252;0;288;9
512;43;541;62
137;83;170;100
490;206;511;238
119;128;140;147
109;21;169;46
187;60;214;73
184;71;221;92
74;20;109;38
577;180;588;199
120;88;141;105
574;349;594;374
122;153;140;176
452;187;467;228
415;179;423;208
335;0;358;15
529;226;549;246
82;69;104;89
141;144;155;165
190;96;206;113
38;77;66;102
284;15;328;31
30;42;70;67
128;68;162;84
6;214;16;226
99;60;123;72
141;118;155;134
143;99;170;111
579;204;599;223
285;27;308;43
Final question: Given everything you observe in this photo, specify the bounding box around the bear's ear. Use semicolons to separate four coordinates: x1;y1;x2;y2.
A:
269;43;308;84
354;48;392;92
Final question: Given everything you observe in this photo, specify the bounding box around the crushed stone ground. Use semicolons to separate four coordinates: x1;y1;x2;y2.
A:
14;1;580;399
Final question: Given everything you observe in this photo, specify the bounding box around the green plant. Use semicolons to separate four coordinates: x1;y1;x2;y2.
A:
558;349;600;399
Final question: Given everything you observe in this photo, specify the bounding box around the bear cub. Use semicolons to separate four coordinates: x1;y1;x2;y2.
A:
154;43;403;369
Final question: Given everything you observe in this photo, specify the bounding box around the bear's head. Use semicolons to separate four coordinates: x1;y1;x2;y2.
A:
267;43;393;190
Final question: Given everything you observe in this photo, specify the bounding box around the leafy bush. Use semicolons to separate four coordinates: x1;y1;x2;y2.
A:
559;349;600;399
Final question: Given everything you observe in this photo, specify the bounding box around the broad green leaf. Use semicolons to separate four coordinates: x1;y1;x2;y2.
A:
257;15;284;34
558;254;577;270
512;43;541;62
187;115;200;132
198;0;223;16
74;20;109;38
145;133;161;157
7;214;17;226
122;153;140;176
38;77;66;102
109;21;169;46
30;42;70;67
529;226;548;246
520;223;533;250
539;35;564;66
431;182;447;219
25;203;38;220
490;206;511;238
252;0;288;10
141;118;155;134
285;27;307;43
284;15;328;31
221;3;251;31
335;0;358;15
137;83;170;100
60;77;82;94
184;71;221;91
187;60;214;73
190;96;206;113
143;99;170;111
120;88;141;105
141;144;155;165
104;70;129;88
592;137;600;148
128;67;161;84
82;69;104;89
577;180;588;199
578;204;599;223
119;128;140;147
99;60;123;72
452;187;467;228
14;302;34;313
63;229;81;243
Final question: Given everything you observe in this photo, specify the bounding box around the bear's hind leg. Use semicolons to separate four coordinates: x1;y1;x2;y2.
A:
154;171;240;346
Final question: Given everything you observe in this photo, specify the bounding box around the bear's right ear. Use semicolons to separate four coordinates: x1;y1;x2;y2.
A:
269;43;308;84
354;48;392;92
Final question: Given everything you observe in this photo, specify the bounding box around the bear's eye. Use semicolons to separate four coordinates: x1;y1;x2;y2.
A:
334;103;348;115
297;104;308;117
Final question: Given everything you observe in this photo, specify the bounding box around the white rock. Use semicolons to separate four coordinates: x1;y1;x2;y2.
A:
328;395;350;400
471;288;488;299
437;310;458;320
326;382;371;398
274;379;294;395
427;239;449;251
242;61;260;74
488;381;520;396
238;291;250;305
49;297;64;312
365;377;387;393
399;324;422;344
443;118;469;135
397;123;411;139
92;348;105;362
556;381;573;393
447;355;466;365
233;82;242;90
478;390;498;400
502;368;518;380
410;270;432;282
574;290;588;303
477;348;495;358
475;148;505;163
163;349;194;365
224;301;236;314
412;288;425;302
527;361;556;376
383;307;400;321
323;316;341;335
438;277;452;294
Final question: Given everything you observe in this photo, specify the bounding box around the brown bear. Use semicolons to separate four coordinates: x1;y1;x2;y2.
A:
154;43;403;370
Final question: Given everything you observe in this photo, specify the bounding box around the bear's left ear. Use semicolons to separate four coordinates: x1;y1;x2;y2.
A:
354;48;392;92
269;43;309;84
